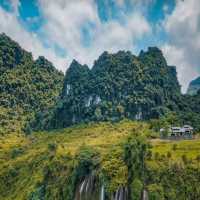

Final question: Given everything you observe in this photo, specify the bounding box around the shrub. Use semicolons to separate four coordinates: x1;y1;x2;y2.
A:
75;146;100;178
154;152;160;160
48;143;57;152
131;178;143;200
196;155;200;163
148;184;164;200
172;144;177;151
167;151;172;159
146;150;152;160
181;154;188;165
11;147;24;158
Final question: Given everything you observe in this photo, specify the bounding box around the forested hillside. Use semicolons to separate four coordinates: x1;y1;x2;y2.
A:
0;33;64;134
32;47;183;130
1;34;200;134
0;34;200;200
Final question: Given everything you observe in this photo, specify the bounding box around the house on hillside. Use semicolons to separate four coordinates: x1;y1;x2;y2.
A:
160;125;194;139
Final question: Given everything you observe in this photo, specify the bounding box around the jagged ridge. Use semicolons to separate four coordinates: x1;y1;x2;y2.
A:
33;47;182;130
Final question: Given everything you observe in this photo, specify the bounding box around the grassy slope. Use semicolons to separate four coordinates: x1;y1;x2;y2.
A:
151;139;200;161
0;120;200;199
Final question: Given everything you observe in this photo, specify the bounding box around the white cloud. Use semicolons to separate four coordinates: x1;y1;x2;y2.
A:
162;44;198;93
38;0;151;67
162;0;200;93
0;0;151;73
0;5;66;71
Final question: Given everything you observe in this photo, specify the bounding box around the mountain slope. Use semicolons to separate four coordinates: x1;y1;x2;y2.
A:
34;47;181;130
0;33;32;73
0;33;64;134
187;77;200;95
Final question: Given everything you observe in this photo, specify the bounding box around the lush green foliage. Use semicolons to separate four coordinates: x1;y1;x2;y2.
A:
1;34;200;200
179;92;200;131
124;134;148;199
0;33;64;134
0;121;200;200
33;47;182;130
149;92;200;132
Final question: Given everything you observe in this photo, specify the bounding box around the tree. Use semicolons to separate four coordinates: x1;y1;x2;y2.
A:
124;134;149;199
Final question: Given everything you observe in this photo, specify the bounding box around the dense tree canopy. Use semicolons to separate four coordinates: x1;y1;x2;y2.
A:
0;33;199;133
0;33;64;134
33;47;183;130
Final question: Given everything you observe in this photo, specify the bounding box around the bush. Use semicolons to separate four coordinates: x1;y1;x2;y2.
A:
148;184;164;200
48;143;57;152
11;147;24;158
131;178;143;200
196;155;200;163
172;144;177;151
154;152;160;160
167;151;172;159
146;150;152;160
181;154;188;164
23;124;32;135
75;146;100;178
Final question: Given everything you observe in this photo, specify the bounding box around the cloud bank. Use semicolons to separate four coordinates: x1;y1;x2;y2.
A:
38;0;151;66
162;0;200;92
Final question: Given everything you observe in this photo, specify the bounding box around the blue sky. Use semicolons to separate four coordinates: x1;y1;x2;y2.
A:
0;0;200;92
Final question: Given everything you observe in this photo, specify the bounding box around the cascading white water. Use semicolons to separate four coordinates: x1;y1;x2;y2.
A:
79;179;86;195
142;189;149;200
100;185;105;200
113;187;128;200
75;175;128;200
75;175;100;200
115;188;119;200
85;176;90;193
119;188;123;200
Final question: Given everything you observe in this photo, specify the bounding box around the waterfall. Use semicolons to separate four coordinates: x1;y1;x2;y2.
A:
142;189;149;200
75;175;100;200
75;175;128;200
114;188;119;200
112;187;128;200
119;188;123;200
100;185;105;200
79;179;86;195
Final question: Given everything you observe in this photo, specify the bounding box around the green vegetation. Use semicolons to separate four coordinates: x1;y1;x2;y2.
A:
32;47;182;130
0;33;64;135
0;120;200;199
1;34;199;134
0;120;139;199
1;34;200;200
31;47;200;132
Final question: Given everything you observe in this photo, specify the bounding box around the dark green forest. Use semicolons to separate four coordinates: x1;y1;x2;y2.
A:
30;47;200;132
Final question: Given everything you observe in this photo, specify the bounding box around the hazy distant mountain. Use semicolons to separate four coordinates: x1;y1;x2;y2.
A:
187;77;200;95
